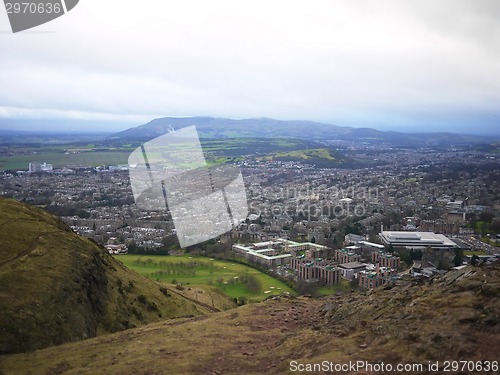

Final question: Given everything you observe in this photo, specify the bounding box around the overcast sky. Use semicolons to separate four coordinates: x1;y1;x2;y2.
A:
1;0;500;134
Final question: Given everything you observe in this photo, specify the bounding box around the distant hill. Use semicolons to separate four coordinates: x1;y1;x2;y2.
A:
0;198;209;355
2;264;499;373
110;116;494;146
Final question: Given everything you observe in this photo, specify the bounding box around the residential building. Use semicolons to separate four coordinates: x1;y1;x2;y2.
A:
358;264;398;289
29;162;53;172
338;261;366;280
345;233;365;244
290;258;340;285
371;251;400;269
335;248;361;264
232;238;327;268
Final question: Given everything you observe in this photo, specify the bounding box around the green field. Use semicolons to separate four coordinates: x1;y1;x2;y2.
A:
480;237;500;247
464;250;488;256
255;147;352;167
0;136;354;171
115;254;296;303
267;148;336;160
0;150;131;170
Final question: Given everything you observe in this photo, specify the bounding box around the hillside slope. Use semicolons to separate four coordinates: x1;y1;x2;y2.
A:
2;263;499;374
0;198;209;355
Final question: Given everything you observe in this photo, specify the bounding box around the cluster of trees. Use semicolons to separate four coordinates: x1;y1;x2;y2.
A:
127;242;169;255
153;269;197;277
296;280;320;297
399;248;423;266
468;211;500;236
454;249;463;267
125;234;181;256
45;204;88;218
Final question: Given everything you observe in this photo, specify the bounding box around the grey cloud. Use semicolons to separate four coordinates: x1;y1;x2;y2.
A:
0;0;499;134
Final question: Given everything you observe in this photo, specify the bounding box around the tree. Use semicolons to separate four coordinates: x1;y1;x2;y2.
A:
414;249;423;260
479;211;494;223
471;255;479;266
162;234;180;249
246;275;262;294
437;257;447;270
240;233;251;243
453;249;463;267
491;219;500;233
349;277;359;289
296;280;318;297
400;251;412;266
77;209;90;219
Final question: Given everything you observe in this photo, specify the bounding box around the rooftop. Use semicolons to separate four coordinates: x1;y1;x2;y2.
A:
338;262;366;269
379;231;458;248
358;240;385;249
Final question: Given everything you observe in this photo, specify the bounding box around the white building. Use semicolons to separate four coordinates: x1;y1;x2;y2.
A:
29;162;53;172
379;231;458;249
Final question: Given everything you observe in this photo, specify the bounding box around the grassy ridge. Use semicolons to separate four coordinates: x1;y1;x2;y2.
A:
0;198;209;354
116;254;296;302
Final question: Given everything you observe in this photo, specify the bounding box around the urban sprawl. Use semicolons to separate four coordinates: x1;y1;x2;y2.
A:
1;144;499;291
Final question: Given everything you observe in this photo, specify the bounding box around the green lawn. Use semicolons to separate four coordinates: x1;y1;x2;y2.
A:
480;237;500;247
464;250;488;256
114;254;296;303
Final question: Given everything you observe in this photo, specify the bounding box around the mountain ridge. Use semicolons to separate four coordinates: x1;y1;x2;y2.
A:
110;116;496;145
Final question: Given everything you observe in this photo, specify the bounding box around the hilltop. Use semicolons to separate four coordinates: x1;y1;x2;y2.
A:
0;198;211;355
1;261;499;374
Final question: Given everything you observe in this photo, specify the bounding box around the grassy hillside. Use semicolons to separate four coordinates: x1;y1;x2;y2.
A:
0;198;210;355
257;147;353;167
2;263;499;374
272;148;337;160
